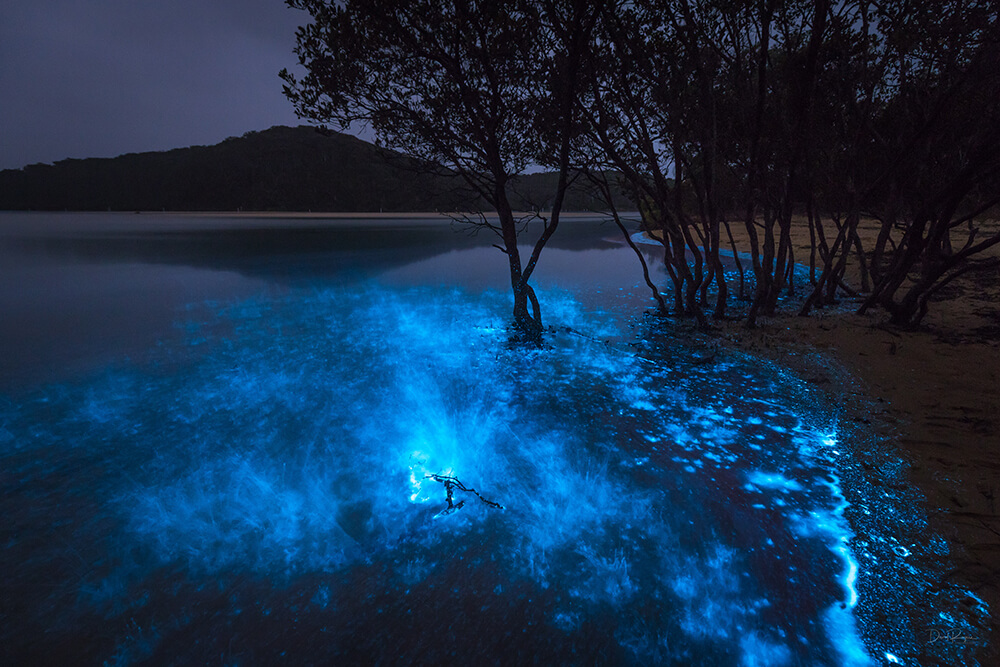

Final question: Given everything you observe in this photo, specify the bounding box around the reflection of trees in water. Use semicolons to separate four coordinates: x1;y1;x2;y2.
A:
1;225;475;279
0;217;627;282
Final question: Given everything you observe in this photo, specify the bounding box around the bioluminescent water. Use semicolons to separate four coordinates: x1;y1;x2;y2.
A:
0;214;990;664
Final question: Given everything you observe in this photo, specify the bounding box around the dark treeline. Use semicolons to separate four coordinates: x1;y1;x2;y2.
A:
584;0;1000;328
0;125;627;214
0;126;446;212
286;0;1000;330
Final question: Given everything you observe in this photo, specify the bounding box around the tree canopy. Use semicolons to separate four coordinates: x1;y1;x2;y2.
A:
282;0;602;338
283;0;1000;330
576;0;1000;328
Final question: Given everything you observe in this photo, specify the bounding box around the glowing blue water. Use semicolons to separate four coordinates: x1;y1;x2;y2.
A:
0;216;990;664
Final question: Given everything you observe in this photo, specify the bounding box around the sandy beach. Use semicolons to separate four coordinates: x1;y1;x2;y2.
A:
689;216;1000;655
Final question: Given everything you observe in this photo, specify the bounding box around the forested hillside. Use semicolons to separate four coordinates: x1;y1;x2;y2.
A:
0;126;625;213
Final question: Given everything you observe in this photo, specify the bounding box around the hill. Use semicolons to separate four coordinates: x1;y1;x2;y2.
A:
0;126;627;212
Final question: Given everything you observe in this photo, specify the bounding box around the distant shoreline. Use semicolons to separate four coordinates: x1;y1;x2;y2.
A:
165;210;624;219
0;210;634;224
0;210;627;219
0;209;637;236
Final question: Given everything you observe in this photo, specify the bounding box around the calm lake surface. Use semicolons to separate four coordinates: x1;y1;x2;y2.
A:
0;212;989;664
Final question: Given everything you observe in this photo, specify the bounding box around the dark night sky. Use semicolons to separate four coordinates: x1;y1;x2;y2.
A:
0;1;312;170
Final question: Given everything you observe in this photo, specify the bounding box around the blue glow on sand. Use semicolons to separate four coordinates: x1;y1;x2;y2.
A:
0;279;989;664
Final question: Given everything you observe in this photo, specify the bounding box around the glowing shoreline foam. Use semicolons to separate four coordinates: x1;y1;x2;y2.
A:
0;277;990;664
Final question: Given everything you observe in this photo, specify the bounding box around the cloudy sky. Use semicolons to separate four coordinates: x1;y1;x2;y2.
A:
0;1;312;170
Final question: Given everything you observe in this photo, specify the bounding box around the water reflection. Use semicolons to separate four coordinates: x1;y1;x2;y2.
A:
0;212;641;391
0;213;989;665
1;283;863;664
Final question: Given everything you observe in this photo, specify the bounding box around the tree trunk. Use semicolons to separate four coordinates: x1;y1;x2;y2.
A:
495;184;542;340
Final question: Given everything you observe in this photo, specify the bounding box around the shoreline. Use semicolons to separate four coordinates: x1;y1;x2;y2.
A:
3;208;996;653
719;304;998;653
701;218;1000;658
0;209;631;219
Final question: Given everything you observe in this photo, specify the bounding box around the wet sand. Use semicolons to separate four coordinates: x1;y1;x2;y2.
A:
701;216;1000;657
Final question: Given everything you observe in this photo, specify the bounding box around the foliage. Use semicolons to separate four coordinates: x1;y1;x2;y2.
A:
0;126;466;212
281;0;602;339
7;1;998;330
578;0;1000;328
0;126;625;214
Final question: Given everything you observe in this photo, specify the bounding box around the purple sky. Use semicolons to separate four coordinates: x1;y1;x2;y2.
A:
0;1;312;170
